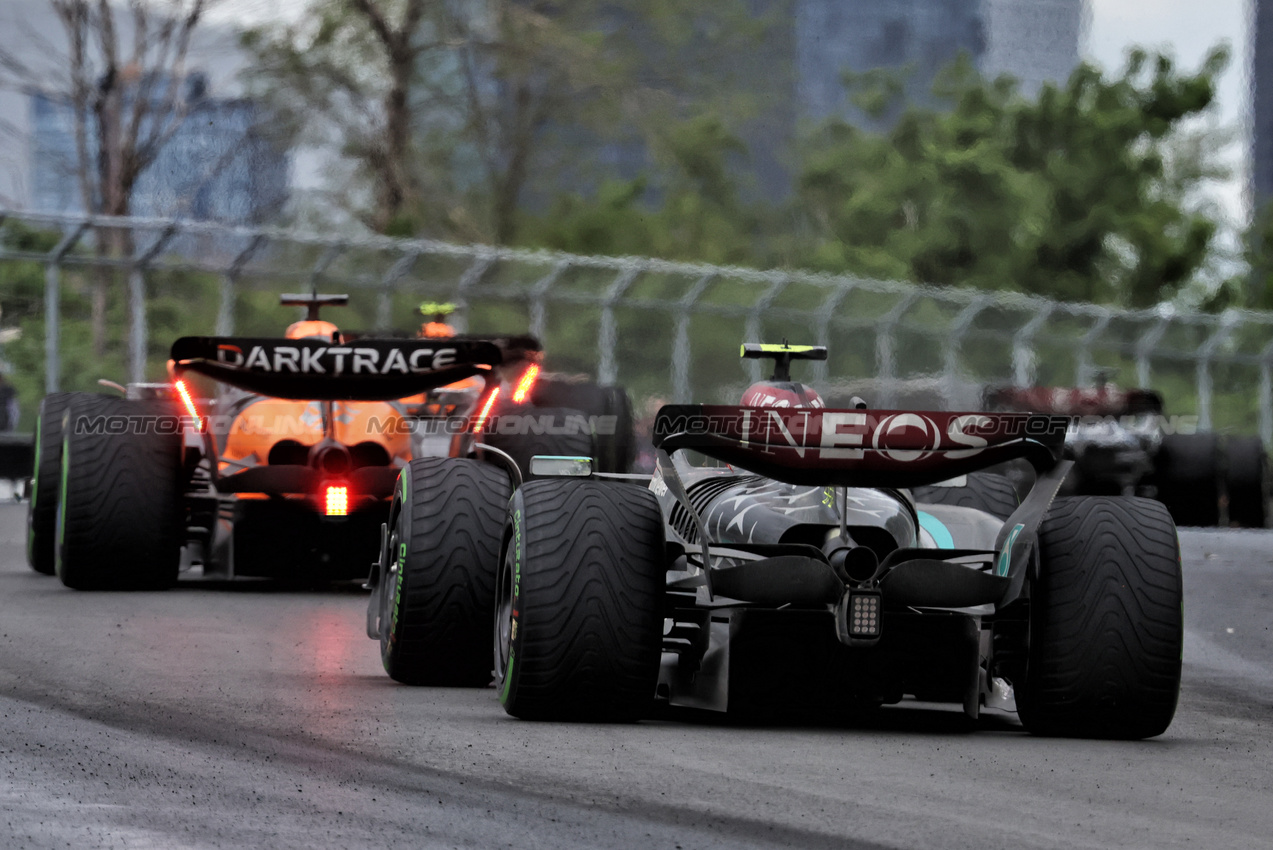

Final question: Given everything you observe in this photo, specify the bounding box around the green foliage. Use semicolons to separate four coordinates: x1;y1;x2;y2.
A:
520;114;776;266
508;46;1231;312
796;49;1229;307
0;223;229;428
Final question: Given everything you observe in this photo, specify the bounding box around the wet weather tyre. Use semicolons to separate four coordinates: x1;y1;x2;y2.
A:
495;480;666;721
1154;432;1221;527
1225;436;1268;528
483;406;594;479
26;392;76;574
524;380;637;473
1016;496;1182;739
591;386;636;473
911;472;1019;520
379;457;512;686
56;395;184;590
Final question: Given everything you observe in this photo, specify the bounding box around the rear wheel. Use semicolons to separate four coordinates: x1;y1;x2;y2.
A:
27;392;76;574
911;471;1019;520
1016;496;1182;739
482;406;594;479
495;479;666;721
56;395;184;590
1225;436;1268;528
379;457;512;686
1153;432;1221;527
525;379;636;473
590;386;636;473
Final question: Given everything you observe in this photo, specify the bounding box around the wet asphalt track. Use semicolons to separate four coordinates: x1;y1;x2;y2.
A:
1;502;1271;850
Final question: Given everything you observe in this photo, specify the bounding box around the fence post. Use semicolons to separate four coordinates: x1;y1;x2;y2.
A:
1075;310;1112;387
942;295;989;407
875;291;919;407
1134;307;1173;388
1011;304;1053;387
812;281;858;385
218;234;267;336
42;222;90;394
375;249;421;330
1195;311;1238;432
452;254;495;334
671;274;715;402
1260;339;1273;447
528;261;568;341
742;274;790;382
129;222;179;384
597;264;642;386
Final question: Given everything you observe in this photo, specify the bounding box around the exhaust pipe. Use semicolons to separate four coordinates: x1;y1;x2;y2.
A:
828;545;881;585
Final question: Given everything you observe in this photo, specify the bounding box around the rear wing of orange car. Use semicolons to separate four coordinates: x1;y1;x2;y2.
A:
652;405;1069;489
170;336;502;401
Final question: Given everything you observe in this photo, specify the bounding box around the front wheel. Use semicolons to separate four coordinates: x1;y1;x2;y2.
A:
495;479;666;721
1015;496;1182;739
378;457;512;686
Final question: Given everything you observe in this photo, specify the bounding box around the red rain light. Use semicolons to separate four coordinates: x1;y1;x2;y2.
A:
511;363;540;404
325;485;349;517
472;387;500;434
174;380;200;424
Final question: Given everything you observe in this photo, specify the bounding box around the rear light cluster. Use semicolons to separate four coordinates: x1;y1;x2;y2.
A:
325;485;349;517
847;592;881;638
174;380;201;426
471;387;500;434
836;588;883;646
511;363;540;404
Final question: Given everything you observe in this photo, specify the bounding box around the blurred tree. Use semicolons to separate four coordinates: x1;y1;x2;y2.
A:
241;0;772;244
797;48;1230;307
520;114;778;266
0;0;212;356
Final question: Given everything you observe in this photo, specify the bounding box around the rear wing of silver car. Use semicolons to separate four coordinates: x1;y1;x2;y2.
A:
652;404;1068;489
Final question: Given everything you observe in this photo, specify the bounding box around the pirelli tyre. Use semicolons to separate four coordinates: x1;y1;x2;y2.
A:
910;471;1019;521
482;406;594;479
1225;436;1268;528
1016;496;1182;739
1153;432;1221;527
378;457;512;686
526;380;636;473
55;394;184;590
495;479;666;721
588;386;636;473
26;392;77;574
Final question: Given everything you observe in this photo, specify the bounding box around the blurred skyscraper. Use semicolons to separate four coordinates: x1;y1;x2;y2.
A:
795;0;1084;128
29;76;288;224
1254;0;1273;205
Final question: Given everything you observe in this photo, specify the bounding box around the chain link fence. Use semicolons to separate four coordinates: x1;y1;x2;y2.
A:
2;208;1272;443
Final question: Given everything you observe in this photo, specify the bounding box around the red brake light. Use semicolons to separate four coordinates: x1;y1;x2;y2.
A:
325;485;349;517
472;387;500;434
174;379;201;425
511;363;540;404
